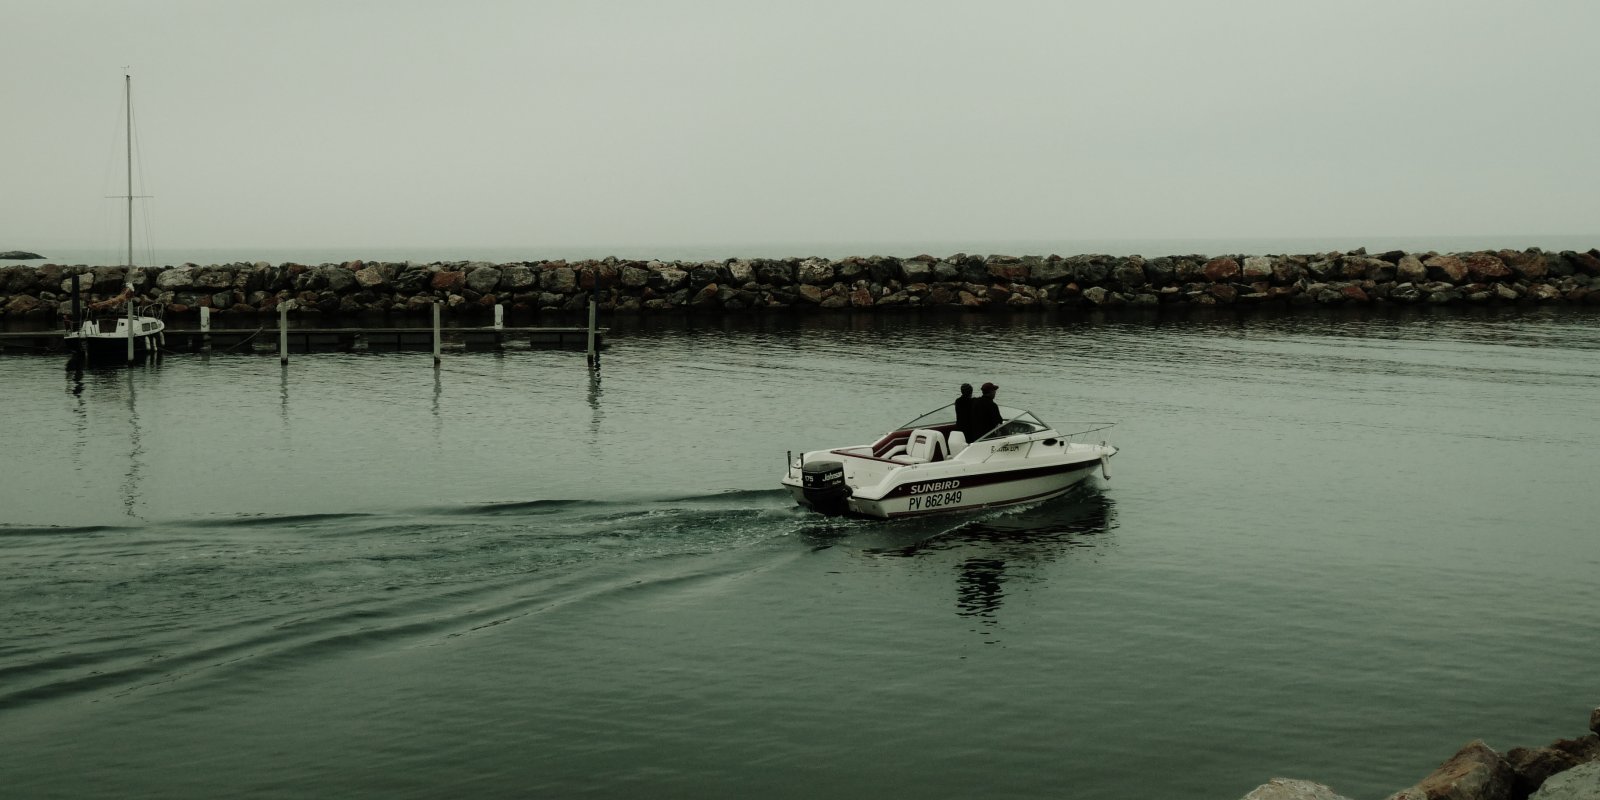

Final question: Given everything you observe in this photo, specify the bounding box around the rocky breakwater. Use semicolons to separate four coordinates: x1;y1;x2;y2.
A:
1240;707;1600;800
3;248;1600;321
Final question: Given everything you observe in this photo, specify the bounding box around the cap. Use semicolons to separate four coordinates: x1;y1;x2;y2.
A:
981;382;998;392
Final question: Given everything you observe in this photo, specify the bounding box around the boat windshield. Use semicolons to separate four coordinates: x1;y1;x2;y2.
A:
897;403;959;431
975;406;1050;441
895;403;1051;441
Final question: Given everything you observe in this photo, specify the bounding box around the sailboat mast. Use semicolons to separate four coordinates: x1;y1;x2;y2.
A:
125;72;133;270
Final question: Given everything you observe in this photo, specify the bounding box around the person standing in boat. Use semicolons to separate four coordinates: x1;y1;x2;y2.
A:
972;382;1003;439
954;383;977;441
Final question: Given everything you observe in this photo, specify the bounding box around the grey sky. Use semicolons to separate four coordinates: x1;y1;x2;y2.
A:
5;0;1598;255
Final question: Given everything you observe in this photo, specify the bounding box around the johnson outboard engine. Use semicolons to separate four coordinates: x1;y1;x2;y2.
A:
801;460;850;516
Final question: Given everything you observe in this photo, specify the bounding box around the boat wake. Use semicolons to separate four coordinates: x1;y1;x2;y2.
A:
0;486;1115;713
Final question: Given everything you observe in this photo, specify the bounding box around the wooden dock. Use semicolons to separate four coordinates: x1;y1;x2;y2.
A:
0;326;606;355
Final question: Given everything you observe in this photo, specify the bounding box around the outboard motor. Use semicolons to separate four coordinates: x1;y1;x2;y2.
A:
801;460;851;516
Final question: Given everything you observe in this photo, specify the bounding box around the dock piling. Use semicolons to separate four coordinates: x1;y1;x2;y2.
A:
278;302;288;365
200;306;211;353
432;303;442;368
586;293;599;371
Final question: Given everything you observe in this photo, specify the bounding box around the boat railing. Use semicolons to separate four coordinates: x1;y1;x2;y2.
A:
1054;422;1117;444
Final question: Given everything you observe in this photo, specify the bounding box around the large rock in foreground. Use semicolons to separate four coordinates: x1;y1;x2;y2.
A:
1530;761;1600;799
1386;740;1514;800
1242;778;1353;799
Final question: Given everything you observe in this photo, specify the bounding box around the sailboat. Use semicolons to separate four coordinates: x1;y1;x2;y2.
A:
63;72;166;365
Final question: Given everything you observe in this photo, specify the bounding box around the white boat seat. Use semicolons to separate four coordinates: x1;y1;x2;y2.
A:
946;430;968;455
894;429;947;464
882;444;908;459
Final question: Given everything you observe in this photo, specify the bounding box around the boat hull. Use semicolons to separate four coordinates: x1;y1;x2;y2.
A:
785;457;1106;520
65;331;163;364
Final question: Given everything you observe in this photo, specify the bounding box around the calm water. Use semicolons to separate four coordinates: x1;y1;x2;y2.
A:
2;307;1597;799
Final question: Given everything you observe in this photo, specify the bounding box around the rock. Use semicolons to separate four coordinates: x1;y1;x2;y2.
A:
465;266;501;293
4;294;44;316
354;265;389;289
1273;258;1307;284
1425;254;1470;282
156;267;194;291
1111;258;1147;289
1082;286;1109;305
58;271;93;293
392;266;430;293
927;260;959;282
1509;736;1600;798
1242;256;1274;280
1530;761;1600;800
495;265;534;291
1386;740;1513;800
0;250;44;260
1397;255;1428;283
194;267;234;290
91;265;128;292
1500;250;1548;281
926;285;956;305
431;270;466;293
1241;778;1354;800
1203;257;1242;282
900;259;934;283
655;267;687;291
1348;257;1396;282
753;260;795;285
986;255;1030;282
1463;253;1512;282
1142;258;1176;286
1562;251;1600;276
690;282;720;308
618;265;650;289
542;267;578;293
0;265;32;293
798;258;834;285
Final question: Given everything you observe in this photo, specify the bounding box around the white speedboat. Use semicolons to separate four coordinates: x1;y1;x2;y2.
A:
781;402;1117;519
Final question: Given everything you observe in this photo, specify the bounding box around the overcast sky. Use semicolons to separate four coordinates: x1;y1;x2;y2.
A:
4;0;1598;257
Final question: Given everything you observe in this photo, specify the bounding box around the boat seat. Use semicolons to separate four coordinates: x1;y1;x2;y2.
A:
946;430;968;455
894;429;947;464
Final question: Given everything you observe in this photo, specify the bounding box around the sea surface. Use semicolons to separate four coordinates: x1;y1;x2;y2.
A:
2;306;1597;799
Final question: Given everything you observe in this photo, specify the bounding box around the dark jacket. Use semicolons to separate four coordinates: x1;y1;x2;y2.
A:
954;395;976;440
971;396;1003;440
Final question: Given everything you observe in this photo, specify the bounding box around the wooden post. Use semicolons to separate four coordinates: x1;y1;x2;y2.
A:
200;306;211;353
126;298;135;364
494;304;503;330
278;301;289;365
432;302;442;368
586;290;599;371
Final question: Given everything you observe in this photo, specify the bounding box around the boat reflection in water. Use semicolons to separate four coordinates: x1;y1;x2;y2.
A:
806;484;1118;625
